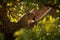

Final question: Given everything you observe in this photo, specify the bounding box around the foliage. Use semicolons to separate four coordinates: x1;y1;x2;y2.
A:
14;15;60;40
6;0;60;23
0;0;60;40
6;0;40;23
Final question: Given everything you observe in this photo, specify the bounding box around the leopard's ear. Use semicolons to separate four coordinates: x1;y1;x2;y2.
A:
30;6;52;22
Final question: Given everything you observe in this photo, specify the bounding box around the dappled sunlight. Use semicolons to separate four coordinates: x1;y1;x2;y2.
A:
0;0;60;40
6;2;24;23
56;10;60;13
6;1;40;23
